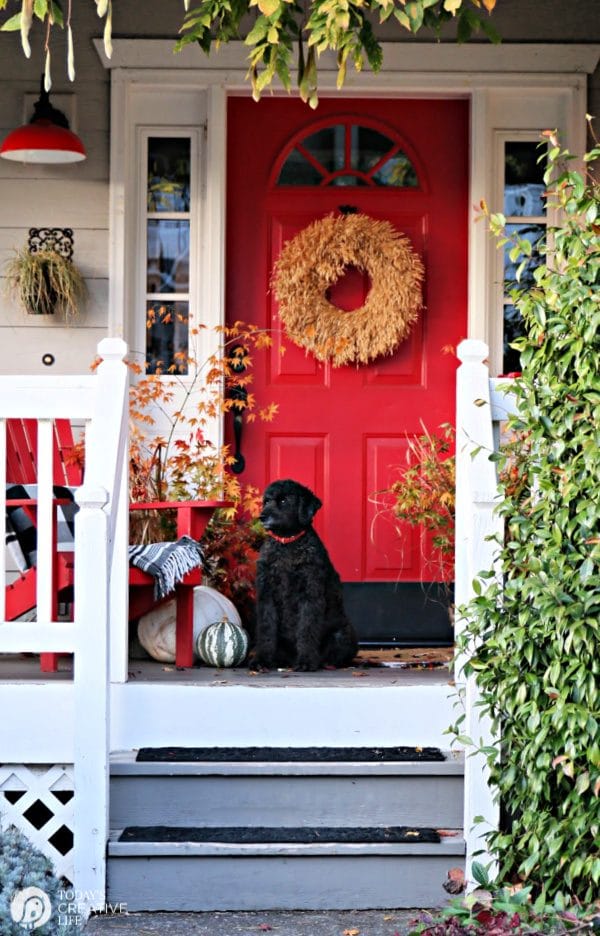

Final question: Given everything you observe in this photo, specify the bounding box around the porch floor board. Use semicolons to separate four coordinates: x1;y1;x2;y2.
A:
0;653;452;687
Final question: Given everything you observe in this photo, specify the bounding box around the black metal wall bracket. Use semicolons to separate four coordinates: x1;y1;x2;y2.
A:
28;227;74;261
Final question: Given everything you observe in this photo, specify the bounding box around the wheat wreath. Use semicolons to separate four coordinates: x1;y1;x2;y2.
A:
272;213;424;367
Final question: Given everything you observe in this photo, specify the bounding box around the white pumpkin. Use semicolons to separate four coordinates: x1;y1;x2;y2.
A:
137;585;241;663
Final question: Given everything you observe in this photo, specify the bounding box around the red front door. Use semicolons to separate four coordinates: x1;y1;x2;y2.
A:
227;97;468;598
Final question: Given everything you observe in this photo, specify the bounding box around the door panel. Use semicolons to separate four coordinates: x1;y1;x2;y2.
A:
226;97;468;594
365;435;420;580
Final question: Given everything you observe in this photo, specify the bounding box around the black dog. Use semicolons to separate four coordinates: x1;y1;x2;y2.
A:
252;479;358;671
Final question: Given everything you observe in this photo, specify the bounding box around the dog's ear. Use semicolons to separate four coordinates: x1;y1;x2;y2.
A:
298;490;322;527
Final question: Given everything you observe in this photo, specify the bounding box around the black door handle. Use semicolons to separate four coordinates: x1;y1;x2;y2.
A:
228;345;248;475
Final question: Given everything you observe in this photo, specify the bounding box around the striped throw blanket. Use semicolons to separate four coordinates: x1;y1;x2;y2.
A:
128;536;204;599
5;485;203;599
5;483;76;572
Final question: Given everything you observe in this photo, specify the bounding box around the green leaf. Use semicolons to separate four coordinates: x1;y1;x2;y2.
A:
245;17;269;43
0;12;21;30
471;861;491;887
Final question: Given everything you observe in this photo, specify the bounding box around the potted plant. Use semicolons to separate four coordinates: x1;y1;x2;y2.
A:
4;245;86;319
372;422;456;576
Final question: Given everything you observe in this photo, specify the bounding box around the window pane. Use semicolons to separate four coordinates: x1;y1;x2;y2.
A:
504;223;544;288
302;125;346;173
147;137;190;212
504;141;546;217
146;220;189;293
372;152;418;188
146;301;189;374
277;148;324;185
503;303;524;374
276;123;419;188
350;125;394;173
329;175;368;187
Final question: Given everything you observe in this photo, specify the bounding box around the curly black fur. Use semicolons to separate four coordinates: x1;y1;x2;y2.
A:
253;479;358;672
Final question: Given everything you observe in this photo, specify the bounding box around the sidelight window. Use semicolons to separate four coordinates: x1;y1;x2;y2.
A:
144;136;192;375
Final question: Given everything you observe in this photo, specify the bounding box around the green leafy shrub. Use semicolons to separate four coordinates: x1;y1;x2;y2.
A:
409;863;600;934
456;129;600;903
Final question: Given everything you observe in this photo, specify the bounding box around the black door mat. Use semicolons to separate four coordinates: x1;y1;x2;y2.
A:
119;826;441;844
136;746;445;763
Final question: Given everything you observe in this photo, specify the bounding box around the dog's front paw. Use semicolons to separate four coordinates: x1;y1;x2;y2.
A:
248;650;275;672
294;654;321;672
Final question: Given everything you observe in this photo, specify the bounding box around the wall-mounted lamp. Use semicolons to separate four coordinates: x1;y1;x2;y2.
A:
0;78;86;164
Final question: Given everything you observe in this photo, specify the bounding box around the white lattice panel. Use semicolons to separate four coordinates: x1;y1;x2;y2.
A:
0;764;74;883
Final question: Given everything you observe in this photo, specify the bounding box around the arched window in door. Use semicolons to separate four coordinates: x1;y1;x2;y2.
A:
275;120;420;188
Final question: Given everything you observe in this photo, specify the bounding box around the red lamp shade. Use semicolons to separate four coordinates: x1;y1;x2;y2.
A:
0;119;86;164
0;82;86;165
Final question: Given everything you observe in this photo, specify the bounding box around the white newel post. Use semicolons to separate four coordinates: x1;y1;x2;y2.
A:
72;337;129;911
455;340;501;885
88;338;130;684
72;484;110;913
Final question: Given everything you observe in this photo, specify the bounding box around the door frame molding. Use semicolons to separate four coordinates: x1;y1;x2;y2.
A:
95;40;597;374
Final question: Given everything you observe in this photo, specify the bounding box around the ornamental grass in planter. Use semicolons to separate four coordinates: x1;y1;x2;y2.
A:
4;246;87;319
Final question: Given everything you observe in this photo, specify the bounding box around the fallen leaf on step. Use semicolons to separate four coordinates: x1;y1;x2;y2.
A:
162;666;174;672
258;925;273;931
383;915;395;921
343;929;360;935
352;671;368;677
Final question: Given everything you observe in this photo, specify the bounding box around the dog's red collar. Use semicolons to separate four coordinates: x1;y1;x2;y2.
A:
265;529;307;545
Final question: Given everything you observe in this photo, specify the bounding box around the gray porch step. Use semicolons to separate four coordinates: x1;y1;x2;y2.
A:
107;750;464;911
107;834;465;910
110;752;463;829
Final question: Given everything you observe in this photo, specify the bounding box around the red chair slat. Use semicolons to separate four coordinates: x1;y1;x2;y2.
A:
6;419;38;484
5;417;227;670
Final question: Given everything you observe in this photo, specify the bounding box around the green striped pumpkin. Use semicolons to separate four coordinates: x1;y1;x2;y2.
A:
196;617;249;667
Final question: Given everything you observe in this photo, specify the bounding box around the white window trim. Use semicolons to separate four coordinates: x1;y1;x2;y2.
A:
97;40;598;375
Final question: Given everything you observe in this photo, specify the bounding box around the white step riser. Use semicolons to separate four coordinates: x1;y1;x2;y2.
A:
110;683;454;750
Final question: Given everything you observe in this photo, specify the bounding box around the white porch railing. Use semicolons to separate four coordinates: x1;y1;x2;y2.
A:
455;338;518;885
0;338;129;914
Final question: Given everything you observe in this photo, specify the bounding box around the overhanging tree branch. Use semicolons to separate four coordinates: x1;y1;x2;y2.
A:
0;0;500;101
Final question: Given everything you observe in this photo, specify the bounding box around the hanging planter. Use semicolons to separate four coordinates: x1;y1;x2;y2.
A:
4;228;86;320
272;212;424;367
